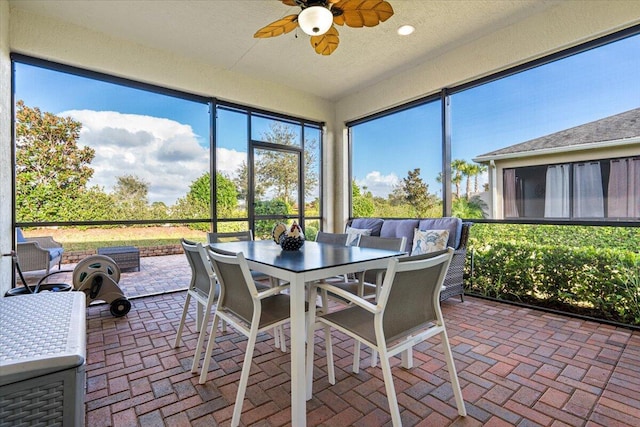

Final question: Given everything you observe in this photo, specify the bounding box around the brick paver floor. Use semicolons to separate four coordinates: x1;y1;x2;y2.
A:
22;254;190;298
85;276;640;426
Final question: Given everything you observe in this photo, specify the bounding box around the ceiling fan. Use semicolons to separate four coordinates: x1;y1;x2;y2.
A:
254;0;394;56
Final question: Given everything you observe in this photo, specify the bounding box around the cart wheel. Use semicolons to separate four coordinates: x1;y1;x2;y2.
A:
110;298;131;317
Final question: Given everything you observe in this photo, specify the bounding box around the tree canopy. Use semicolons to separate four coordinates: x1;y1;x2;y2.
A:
254;122;318;207
15;101;99;222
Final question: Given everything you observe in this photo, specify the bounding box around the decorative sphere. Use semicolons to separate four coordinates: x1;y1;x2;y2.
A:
279;235;305;251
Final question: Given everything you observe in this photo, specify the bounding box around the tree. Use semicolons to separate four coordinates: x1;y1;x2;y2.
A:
216;172;239;215
113;174;149;218
473;163;488;193
234;161;265;202
15;101;96;222
352;181;374;217
173;172;238;229
459;161;474;200
450;159;466;199
400;168;437;217
254;122;318;206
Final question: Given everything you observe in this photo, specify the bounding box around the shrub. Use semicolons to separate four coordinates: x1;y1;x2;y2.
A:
467;224;640;326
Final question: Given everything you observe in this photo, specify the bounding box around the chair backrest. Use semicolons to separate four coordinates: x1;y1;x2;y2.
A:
358;235;406;252
16;227;26;243
377;248;453;343
181;238;216;297
207;230;254;244
206;247;259;324
315;231;349;246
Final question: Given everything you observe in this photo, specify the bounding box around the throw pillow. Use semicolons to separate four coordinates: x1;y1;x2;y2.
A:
345;226;371;246
411;229;449;255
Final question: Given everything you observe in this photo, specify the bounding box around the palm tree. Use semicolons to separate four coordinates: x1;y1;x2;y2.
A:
474;163;488;193
451;159;467;199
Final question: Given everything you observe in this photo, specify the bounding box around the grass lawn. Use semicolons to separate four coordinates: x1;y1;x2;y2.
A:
23;226;208;252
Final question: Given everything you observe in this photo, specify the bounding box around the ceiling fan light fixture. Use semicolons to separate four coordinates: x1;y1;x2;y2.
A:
298;5;333;36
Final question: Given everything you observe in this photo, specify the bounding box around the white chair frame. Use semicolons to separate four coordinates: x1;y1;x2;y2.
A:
306;249;466;426
200;248;299;427
173;240;220;375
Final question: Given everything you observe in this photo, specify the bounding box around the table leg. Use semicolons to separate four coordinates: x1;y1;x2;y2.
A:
289;276;307;427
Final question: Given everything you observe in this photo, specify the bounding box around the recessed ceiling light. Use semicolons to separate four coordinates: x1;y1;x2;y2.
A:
397;25;415;36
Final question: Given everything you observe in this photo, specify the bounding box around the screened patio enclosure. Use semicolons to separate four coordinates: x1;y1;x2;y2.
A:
2;1;640;296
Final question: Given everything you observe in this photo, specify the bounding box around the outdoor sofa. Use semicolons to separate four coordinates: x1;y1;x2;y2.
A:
346;217;472;301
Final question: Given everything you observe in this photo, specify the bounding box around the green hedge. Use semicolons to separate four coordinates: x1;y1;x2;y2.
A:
467;224;640;326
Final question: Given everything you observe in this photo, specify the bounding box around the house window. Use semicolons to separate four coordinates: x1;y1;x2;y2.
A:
505;156;639;219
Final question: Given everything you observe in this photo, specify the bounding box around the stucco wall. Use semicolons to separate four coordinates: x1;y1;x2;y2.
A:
1;0;12;296
333;0;640;226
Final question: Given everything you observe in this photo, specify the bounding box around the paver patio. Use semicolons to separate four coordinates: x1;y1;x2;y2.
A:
79;254;640;426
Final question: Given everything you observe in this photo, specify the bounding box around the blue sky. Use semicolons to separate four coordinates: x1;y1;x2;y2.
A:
14;33;640;203
352;33;640;197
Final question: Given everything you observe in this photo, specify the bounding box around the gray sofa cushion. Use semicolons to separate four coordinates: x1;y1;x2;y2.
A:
380;219;419;253
350;218;384;236
418;217;463;249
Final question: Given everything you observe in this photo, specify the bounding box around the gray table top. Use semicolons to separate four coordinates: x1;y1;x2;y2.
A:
208;240;403;273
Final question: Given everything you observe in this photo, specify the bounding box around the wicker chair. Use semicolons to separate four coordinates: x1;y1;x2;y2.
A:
15;228;64;274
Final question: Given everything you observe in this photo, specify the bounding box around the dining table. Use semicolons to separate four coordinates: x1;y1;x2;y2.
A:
207;239;404;427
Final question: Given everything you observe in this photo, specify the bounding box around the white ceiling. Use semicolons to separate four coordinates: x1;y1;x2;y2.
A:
9;0;561;101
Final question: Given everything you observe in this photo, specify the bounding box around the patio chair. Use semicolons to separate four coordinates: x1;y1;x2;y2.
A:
207;230;253;244
199;247;306;427
207;230;287;349
319;235;406;305
173;239;220;374
315;231;349;246
306;248;466;426
318;235;406;370
15;227;64;274
208;230;271;283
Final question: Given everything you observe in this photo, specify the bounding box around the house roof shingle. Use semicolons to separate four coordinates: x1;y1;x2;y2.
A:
474;107;640;161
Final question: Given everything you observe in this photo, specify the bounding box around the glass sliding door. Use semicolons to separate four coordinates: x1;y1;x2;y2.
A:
252;147;302;240
215;105;323;238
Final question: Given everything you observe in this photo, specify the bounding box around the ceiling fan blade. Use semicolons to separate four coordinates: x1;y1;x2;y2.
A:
332;0;394;27
281;0;299;6
254;15;299;38
310;26;339;55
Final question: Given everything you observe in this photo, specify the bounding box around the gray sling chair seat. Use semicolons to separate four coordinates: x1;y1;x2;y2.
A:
314;231;351;284
207;230;287;349
199;247;309;427
315;231;349;246
174;239;283;377
318;235;406;306
306;248;466;427
207;230;271;282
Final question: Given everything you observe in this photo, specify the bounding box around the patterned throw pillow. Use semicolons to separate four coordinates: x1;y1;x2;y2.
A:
411;229;450;255
345;226;371;246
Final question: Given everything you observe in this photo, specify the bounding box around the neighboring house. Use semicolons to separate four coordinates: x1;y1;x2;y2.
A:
473;108;640;220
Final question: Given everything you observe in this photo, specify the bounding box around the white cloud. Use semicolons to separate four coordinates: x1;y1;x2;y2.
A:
216;147;246;178
356;171;400;198
62;110;214;204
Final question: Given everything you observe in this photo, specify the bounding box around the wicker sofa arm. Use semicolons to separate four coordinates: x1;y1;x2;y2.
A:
16;241;51;272
25;236;63;249
457;222;472;251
